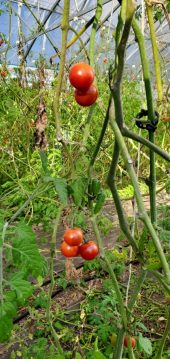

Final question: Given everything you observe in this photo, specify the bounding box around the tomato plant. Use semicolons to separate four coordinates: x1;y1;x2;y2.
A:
74;85;98;107
60;241;79;257
69;62;94;90
124;335;136;348
64;228;83;246
79;241;99;260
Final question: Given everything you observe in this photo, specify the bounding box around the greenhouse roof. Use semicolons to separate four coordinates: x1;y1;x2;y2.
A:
0;0;169;76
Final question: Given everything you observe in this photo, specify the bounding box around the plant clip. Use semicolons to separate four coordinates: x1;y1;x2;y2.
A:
135;109;159;132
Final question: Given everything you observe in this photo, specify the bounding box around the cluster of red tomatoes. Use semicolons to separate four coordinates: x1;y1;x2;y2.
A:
60;228;99;260
110;333;136;349
69;62;98;107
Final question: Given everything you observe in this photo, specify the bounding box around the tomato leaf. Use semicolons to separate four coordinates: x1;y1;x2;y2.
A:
94;192;105;214
53;178;68;205
8;277;33;304
0;315;13;342
15;221;36;242
13;222;47;277
0;301;17;317
138;334;152;355
75;353;83;359
70;177;87;206
90;350;106;359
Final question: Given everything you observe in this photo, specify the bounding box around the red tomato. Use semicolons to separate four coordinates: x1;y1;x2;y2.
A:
75;85;98;107
79;241;99;260
124;336;136;348
103;57;108;63
64;228;83;246
69;63;94;90
60;241;79;257
0;71;7;78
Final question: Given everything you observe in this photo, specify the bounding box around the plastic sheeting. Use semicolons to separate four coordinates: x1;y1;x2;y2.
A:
0;0;169;78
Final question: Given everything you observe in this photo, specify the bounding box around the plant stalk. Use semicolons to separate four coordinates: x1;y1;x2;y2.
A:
109;115;170;283
89;0;103;68
132;17;157;224
154;308;170;359
122;127;170;163
91;216;127;330
146;4;163;103
46;206;64;355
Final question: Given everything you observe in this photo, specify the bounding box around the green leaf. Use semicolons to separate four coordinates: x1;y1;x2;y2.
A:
94;192;105;214
70;177;87;206
75;353;82;359
0;301;17;317
89;179;101;197
160;230;170;244
9;277;33;303
13;223;46;277
138;334;152;355
12;239;45;276
135;322;148;332
0;315;13;342
54;178;68;205
15;222;36;243
166;180;170;194
90;351;106;359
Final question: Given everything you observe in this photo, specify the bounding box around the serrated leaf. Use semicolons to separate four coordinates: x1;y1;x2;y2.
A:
135;322;148;332
12;222;45;277
90;351;106;359
9;278;33;303
70;177;87;206
0;315;13;342
94;193;105;214
12;237;45;277
15;222;36;242
138;334;152;355
0;301;17;317
54;178;68;205
160;230;170;244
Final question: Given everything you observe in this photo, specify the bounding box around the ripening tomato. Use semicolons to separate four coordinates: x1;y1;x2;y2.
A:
0;71;7;78
69;63;94;90
103;57;108;64
64;228;83;246
60;241;79;257
75;85;98;107
0;38;3;46
79;241;99;260
110;333;117;346
124;336;136;348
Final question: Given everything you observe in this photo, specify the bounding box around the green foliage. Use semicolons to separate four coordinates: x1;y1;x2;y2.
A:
0;221;47;342
138;333;152;356
12;222;47;277
69;177;88;206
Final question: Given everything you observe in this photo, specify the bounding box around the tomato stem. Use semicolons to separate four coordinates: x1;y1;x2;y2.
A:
91;216;128;331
